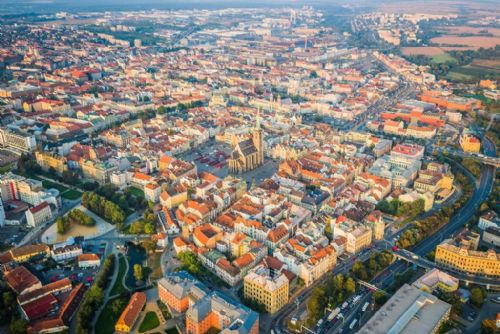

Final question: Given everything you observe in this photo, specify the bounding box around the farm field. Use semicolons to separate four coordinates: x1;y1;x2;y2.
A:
430;36;500;49
437;26;500;37
430;53;457;64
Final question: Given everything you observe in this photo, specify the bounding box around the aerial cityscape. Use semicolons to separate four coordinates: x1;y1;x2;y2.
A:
0;1;499;334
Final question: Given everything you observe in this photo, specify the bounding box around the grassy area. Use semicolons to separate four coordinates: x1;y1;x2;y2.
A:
147;252;163;281
127;186;145;198
0;164;13;174
166;328;180;334
95;296;129;334
61;189;83;200
138;311;160;333
42;180;68;192
446;71;474;82
431;53;457;64
110;254;128;296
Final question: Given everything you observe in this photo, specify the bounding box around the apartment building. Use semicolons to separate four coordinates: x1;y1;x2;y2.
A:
244;263;289;313
26;201;52;228
435;242;500;277
0;128;36;153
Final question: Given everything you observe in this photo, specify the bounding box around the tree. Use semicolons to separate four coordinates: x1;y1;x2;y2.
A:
141;240;157;253
133;264;143;282
56;217;68;234
87;285;104;306
307;288;326;323
470;287;486;307
10;318;28;334
111;298;127;316
481;319;497;334
344;277;356;295
373;291;387;306
144;222;155;234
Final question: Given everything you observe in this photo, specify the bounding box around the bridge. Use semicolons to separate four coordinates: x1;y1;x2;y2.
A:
393;249;500;290
433;146;500;168
355;279;389;295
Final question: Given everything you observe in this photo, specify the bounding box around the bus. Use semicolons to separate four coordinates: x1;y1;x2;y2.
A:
349;319;358;330
362;302;369;312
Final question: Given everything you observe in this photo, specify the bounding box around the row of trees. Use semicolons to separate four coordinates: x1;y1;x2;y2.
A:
397;163;473;249
75;254;116;334
56;208;95;234
351;250;394;282
82;192;126;226
307;273;357;325
376;198;425;218
0;285;28;334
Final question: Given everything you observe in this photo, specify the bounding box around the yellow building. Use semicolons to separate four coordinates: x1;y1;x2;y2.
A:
460;133;481;153
115;292;146;333
346;226;372;254
35;151;68;174
228;112;264;174
435;243;500;277
160;187;188;209
9;244;50;262
244;264;289;313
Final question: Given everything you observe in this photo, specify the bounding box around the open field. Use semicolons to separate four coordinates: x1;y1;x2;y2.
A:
61;189;82;200
430;53;457;64
42;180;68;192
446;71;474;81
437;26;500;37
430;36;500;49
402;46;446;56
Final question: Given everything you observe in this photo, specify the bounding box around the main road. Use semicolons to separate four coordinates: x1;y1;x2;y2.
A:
273;136;496;334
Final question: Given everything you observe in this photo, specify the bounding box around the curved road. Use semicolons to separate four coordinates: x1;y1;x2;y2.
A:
272;137;496;334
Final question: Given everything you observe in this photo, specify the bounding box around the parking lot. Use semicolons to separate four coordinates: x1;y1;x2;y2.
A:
0;224;31;247
39;241;109;286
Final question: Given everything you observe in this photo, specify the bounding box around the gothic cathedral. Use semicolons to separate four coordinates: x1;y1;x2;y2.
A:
228;112;264;174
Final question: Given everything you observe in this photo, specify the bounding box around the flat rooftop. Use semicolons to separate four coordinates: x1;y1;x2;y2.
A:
358;284;451;334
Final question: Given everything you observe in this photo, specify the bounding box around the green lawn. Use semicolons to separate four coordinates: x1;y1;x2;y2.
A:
0;164;13;174
138;311;160;333
110;254;128;296
128;186;145;198
431;53;457;64
166;329;179;334
61;189;83;200
95;296;129;334
446;71;474;82
42;180;68;192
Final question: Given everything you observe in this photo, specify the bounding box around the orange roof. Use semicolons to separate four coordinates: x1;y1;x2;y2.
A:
78;253;100;262
233;253;255;268
116;292;146;329
133;172;153;181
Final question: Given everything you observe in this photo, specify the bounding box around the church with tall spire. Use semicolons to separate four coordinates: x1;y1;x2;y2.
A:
228;110;264;174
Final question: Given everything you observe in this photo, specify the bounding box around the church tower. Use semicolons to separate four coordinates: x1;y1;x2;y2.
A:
252;109;264;165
